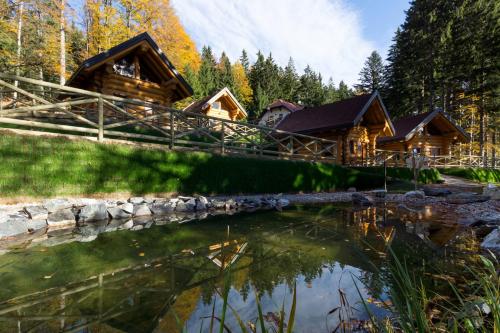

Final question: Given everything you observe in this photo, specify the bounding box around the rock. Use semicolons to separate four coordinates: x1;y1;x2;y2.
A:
133;204;151;217
404;190;425;200
197;195;209;205
277;198;290;207
195;200;207;211
26;219;47;232
423;187;452;197
43;199;72;213
128;197;145;204
178;196;194;201
352;193;374;206
175;201;188;212
47;209;76;227
447;193;490;204
107;207;131;220
0;215;29;238
483;184;500;200
24;206;48;220
371;189;387;198
474;212;500;225
119;203;134;214
79;203;108;222
481;228;500;252
150;203;175;215
211;199;226;209
347;187;357;192
185;198;196;211
131;224;144;231
118;220;134;230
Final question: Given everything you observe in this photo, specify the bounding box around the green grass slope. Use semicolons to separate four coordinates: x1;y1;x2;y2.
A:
439;167;500;184
0;134;385;197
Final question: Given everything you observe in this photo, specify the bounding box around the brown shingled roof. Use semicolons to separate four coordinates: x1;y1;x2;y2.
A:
276;93;375;134
183;94;214;114
267;99;304;112
378;110;469;143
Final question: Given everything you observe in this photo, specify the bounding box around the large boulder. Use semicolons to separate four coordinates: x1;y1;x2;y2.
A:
119;203;134;214
371;189;387;198
352;193;374;206
43;199;72;213
128;197;145;204
107;207;132;220
175;201;188;212
150;203;175;215
0;215;29;238
26;219;47;232
483;184;500;200
24;206;48;220
404;190;426;200
423;187;452;197
47;209;76;227
133;204;151;217
447;193;490;204
79;203;108;222
481;228;500;252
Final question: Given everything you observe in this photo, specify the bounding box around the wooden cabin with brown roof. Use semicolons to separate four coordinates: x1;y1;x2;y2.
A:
183;87;247;121
377;110;469;158
258;99;303;127
276;91;395;164
67;32;193;106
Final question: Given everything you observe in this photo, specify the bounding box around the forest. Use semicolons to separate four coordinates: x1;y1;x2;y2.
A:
0;0;498;160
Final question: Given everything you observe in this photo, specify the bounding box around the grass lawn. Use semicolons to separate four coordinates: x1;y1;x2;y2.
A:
0;133;388;198
439;167;500;184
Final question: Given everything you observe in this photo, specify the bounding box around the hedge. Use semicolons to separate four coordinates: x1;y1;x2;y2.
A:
352;166;442;184
439;167;500;184
0;134;385;197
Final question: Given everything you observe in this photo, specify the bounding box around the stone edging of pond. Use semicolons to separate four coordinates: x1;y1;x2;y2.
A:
0;195;290;243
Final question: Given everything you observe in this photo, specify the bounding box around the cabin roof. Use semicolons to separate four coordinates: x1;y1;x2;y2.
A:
66;32;193;98
276;91;394;135
378;109;469;143
267;99;304;112
183;87;247;117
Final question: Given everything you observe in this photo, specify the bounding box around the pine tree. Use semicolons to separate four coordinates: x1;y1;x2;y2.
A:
298;65;325;106
217;51;234;90
280;57;299;101
338;81;353;100
324;77;339;104
198;46;218;96
355;50;384;93
240;49;249;74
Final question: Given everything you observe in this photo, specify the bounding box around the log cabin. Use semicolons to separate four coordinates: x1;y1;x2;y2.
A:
66;32;193;106
258;99;303;127
377;110;469;158
276;91;395;164
183;87;247;121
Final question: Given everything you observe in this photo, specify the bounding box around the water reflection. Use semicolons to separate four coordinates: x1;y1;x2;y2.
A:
0;204;475;332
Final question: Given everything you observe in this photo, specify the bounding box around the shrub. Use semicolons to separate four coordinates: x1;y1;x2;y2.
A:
439;168;500;184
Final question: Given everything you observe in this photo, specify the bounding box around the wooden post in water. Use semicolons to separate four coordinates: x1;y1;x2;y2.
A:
97;97;104;142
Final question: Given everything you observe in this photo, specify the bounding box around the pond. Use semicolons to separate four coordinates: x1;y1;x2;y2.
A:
0;204;480;332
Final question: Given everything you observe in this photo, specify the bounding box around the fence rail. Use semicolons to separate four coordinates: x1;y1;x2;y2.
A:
0;73;338;163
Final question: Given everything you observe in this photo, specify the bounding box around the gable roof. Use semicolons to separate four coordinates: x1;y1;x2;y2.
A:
267;99;304;112
378;109;469;143
66;32;193;98
276;91;394;135
183;87;247;117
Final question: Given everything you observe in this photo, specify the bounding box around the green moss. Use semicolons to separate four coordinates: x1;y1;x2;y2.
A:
0;134;384;197
439;167;500;184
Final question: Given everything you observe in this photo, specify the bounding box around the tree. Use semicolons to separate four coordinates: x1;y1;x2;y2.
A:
324;77;339;104
297;65;325;106
355;50;384;93
198;46;218;96
338;81;353;100
279;57;299;101
232;61;252;107
217;51;234;90
240;49;249;74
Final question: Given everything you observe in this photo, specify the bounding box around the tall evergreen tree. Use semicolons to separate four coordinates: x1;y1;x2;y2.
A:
355;50;384;93
198;46;218;96
217;51;234;90
279;57;300;101
297;65;325;106
239;49;250;74
337;80;353;100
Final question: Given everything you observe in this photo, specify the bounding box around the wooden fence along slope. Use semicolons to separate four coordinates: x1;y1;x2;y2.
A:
0;74;338;163
0;74;496;168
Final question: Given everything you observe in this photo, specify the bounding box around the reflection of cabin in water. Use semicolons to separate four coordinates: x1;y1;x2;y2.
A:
377;109;469;157
66;32;193;107
183;87;247;121
276;92;395;164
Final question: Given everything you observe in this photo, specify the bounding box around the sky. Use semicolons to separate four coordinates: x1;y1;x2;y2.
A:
171;0;410;86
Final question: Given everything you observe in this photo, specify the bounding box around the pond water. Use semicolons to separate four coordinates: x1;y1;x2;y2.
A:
0;204;480;332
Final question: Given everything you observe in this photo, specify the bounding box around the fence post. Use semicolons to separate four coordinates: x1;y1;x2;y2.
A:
97;97;104;142
170;111;175;150
221;122;225;155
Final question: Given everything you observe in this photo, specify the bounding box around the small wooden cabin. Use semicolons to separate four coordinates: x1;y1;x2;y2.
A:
276;92;395;164
66;32;193;106
183;87;247;121
377;110;469;157
258;99;303;128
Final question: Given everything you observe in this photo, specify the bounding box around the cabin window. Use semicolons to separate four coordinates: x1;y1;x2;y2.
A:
349;140;355;154
430;147;441;156
139;59;161;84
113;55;135;78
212;101;221;109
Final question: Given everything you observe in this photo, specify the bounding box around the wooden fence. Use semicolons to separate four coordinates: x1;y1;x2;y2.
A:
373;149;499;169
0;73;338;163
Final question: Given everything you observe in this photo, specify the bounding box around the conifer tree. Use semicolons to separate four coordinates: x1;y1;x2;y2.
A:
280;57;300;101
355;50;384;93
240;49;250;74
217;51;234;90
198;46;218;96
